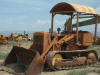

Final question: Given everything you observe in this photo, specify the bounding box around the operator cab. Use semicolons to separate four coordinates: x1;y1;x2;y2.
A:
50;2;98;44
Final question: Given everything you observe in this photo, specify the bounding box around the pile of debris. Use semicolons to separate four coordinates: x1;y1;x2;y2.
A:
0;34;10;44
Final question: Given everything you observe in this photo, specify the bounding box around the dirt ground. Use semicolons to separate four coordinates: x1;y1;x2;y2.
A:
0;41;100;75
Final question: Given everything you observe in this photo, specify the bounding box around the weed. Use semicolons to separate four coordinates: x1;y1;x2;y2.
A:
0;53;7;59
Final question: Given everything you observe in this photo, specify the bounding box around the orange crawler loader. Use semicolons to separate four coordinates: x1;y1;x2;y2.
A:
4;2;99;75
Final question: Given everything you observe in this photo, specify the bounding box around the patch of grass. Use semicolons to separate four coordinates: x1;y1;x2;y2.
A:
96;48;100;55
95;68;100;73
88;45;100;55
67;69;90;75
96;38;100;45
67;67;100;75
0;53;7;59
10;41;19;46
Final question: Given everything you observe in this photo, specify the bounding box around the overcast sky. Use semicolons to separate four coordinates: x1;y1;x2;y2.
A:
0;0;100;32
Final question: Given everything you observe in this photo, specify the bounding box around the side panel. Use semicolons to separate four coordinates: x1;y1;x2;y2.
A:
43;32;51;52
79;31;93;46
30;32;51;54
30;32;44;54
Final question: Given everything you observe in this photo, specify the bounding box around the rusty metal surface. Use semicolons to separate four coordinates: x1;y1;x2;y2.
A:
2;2;99;75
46;50;98;70
78;31;93;46
0;34;9;44
55;57;87;69
30;32;50;55
50;2;97;15
4;46;44;75
4;31;98;74
57;34;75;45
25;52;43;75
5;46;37;65
15;52;43;75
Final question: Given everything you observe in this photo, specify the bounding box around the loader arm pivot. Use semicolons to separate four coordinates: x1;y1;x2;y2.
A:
41;34;76;58
57;34;76;45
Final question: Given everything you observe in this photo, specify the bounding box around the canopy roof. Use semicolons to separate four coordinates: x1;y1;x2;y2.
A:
50;2;98;15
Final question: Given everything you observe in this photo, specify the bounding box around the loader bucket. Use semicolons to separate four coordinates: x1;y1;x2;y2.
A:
4;46;44;75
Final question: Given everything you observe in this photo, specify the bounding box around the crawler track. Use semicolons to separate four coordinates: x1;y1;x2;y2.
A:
46;50;98;70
